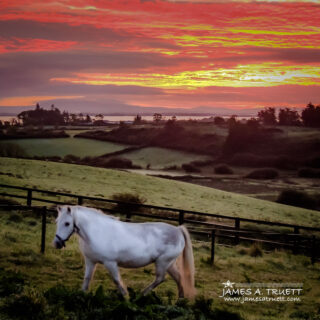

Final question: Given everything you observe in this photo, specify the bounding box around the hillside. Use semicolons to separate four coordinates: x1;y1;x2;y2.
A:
0;138;128;157
0;157;319;227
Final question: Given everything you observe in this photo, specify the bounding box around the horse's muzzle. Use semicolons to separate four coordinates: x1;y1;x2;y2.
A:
53;235;65;249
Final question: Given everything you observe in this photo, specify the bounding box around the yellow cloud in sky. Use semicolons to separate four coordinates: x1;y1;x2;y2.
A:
160;34;320;49
51;63;320;90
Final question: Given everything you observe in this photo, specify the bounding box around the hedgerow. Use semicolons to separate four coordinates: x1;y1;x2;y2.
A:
0;269;243;320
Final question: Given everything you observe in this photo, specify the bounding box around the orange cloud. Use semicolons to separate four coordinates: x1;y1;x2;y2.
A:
0;96;84;107
0;0;319;110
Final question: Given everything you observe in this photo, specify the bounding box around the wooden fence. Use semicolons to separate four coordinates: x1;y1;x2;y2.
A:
0;183;319;264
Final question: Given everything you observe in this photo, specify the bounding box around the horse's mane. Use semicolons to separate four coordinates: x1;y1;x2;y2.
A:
77;206;118;220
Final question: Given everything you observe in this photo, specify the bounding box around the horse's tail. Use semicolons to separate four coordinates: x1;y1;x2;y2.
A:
177;225;196;299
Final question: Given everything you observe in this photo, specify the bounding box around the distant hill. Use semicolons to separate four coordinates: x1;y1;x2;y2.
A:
0;105;263;117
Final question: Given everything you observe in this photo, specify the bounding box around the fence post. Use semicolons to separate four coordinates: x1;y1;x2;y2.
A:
311;236;316;265
179;211;184;225
27;189;32;206
293;226;300;254
126;212;131;222
235;218;240;245
78;196;83;205
210;230;216;265
41;206;47;254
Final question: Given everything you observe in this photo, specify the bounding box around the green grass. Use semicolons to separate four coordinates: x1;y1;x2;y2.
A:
122;147;210;169
0;138;128;157
0;209;319;320
0;157;320;227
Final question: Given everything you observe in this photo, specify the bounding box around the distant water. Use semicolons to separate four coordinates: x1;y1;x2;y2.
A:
0;114;251;123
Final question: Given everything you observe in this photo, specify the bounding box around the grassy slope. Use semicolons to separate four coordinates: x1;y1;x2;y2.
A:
0;209;319;320
0;157;319;227
0;138;128;157
122;147;210;169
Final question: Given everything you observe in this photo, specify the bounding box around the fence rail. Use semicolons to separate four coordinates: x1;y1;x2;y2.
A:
0;183;319;264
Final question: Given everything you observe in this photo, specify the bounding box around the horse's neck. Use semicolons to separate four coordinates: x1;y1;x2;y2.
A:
73;208;91;242
73;208;116;242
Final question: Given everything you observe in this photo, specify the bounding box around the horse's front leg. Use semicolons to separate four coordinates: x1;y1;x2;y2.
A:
82;257;96;291
103;261;128;296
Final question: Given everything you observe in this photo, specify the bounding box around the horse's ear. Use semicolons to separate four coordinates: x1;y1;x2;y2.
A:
57;205;61;211
67;206;71;214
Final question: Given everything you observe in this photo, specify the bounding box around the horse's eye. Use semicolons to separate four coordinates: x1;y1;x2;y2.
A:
65;222;70;227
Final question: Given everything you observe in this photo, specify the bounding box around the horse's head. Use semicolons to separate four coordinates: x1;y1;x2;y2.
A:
53;205;76;249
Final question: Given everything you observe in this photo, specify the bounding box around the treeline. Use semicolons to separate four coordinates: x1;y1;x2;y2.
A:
15;104;104;126
257;103;320;127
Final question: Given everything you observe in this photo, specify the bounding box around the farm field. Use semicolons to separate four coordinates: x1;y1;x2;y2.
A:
0;138;129;157
0;208;319;320
0;157;319;227
120;147;211;169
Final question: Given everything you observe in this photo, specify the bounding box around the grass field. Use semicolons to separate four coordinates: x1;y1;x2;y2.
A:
121;147;210;169
0;208;319;320
0;138;128;157
0;157;319;227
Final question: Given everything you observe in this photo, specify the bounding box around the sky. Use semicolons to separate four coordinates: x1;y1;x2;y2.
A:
0;0;319;114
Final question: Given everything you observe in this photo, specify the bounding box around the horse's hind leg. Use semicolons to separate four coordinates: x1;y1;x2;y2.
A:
103;261;128;296
167;262;184;298
82;257;96;291
142;258;174;296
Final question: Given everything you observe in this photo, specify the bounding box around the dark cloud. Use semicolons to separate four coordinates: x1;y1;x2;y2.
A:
245;47;320;64
214;47;320;66
0;49;195;96
0;49;193;73
171;85;320;105
0;20;131;43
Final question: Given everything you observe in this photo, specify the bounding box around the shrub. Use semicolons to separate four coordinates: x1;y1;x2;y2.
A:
214;164;234;174
8;213;23;223
0;281;244;320
229;153;297;170
0;269;25;297
277;190;317;210
248;243;263;257
245;168;279;179
182;163;201;173
223;122;275;155
46;156;61;162
63;154;80;163
298;168;320;179
112;193;146;214
104;157;139;169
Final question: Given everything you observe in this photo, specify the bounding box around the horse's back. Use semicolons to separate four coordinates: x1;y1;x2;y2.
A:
81;218;185;268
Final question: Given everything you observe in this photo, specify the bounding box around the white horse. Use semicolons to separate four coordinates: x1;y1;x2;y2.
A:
53;205;195;298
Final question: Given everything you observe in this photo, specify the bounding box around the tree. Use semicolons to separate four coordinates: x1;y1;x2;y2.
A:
18;103;64;126
301;103;320;127
95;114;104;121
213;116;225;125
62;111;70;124
226;115;237;128
133;114;142;124
278;108;300;126
257;107;277;125
246;118;260;129
153;113;162;123
86;114;92;123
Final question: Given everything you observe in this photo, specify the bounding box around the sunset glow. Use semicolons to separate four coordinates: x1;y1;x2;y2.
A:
0;0;319;112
